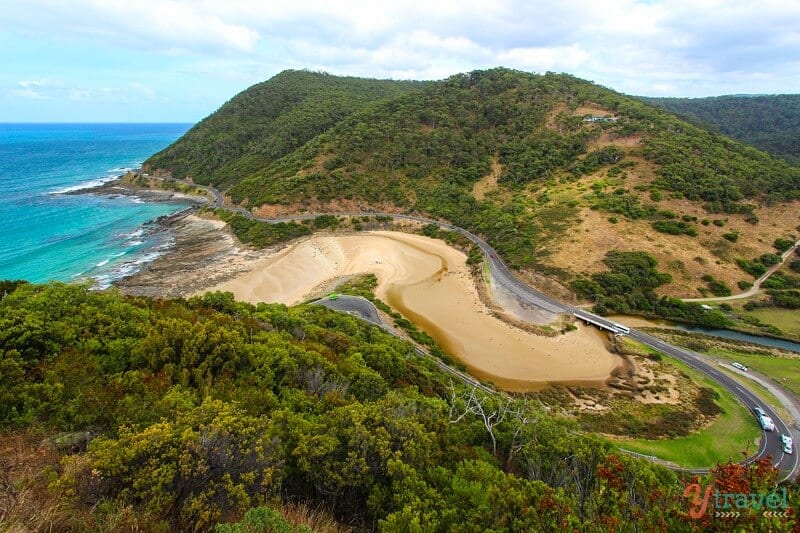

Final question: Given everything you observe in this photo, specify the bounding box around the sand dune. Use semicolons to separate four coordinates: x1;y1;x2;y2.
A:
206;231;620;390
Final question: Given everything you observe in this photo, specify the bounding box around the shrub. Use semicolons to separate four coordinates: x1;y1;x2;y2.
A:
695;387;722;417
736;257;772;278
313;214;339;229
769;289;800;309
722;232;739;242
702;275;732;297
762;276;786;289
759;253;781;266
712;219;725;227
774;238;794;252
737;280;753;290
216;211;312;248
216;507;312;533
652;220;698;237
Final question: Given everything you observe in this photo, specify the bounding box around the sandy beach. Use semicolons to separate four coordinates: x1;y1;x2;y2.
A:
206;231;620;389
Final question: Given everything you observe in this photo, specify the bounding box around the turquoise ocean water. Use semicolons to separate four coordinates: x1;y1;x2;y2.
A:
0;123;192;286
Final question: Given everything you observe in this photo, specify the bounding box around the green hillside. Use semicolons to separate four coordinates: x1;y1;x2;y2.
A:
145;69;800;311
642;94;800;165
145;70;425;189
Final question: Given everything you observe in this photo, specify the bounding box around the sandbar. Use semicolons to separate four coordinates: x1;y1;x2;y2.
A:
205;231;621;390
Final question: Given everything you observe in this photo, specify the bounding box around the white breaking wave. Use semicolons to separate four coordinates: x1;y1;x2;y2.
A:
50;164;135;195
50;176;118;194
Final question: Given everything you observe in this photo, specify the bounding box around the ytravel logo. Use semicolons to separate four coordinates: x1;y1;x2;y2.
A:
684;482;790;519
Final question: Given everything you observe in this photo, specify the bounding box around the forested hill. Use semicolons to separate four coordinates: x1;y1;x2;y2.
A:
145;70;425;189
641;94;800;165
146;68;800;300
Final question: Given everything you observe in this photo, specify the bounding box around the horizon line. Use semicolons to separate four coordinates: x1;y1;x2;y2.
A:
0;121;197;125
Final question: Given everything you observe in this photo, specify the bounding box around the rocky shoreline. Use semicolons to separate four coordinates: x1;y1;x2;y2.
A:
68;174;265;297
68;174;212;206
112;211;270;299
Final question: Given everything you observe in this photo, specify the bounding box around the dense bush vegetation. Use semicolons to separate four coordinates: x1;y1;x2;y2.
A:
572;251;730;326
652;220;698;237
702;274;732;297
0;282;716;530
642;94;800;165
768;289;800;309
213;209;312;248
1;282;794;530
736;253;782;278
145;71;424;189
775;237;796;252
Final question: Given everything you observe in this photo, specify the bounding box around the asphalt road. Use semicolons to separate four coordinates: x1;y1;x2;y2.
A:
151;176;799;480
312;295;383;325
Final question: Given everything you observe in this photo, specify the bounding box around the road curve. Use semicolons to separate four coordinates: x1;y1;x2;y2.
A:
153;176;798;480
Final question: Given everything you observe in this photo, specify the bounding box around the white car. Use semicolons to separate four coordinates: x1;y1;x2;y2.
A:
753;406;766;418
782;434;794;454
732;362;748;371
759;415;776;432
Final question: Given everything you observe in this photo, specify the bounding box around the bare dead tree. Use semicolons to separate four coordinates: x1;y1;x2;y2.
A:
448;383;528;457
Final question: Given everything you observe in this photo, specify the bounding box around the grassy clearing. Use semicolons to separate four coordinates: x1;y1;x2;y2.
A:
709;348;800;397
618;356;761;469
739;308;800;338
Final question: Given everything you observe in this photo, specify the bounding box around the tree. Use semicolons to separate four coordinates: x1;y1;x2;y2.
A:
59;398;282;530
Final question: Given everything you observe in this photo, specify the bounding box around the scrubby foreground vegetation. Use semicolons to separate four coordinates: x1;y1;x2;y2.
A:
0;281;798;531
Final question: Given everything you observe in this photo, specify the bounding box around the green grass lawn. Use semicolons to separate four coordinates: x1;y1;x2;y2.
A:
709;348;800;397
739;308;800;338
618;357;761;469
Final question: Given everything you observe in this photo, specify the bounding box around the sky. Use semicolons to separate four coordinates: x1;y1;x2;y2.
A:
1;0;799;122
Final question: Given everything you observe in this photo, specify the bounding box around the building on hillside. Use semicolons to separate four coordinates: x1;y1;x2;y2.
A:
582;115;619;123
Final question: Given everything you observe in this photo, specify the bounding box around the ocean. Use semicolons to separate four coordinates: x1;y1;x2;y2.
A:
0;123;193;287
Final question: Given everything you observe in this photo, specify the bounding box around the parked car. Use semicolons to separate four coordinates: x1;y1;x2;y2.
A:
782;434;794;454
732;362;748;371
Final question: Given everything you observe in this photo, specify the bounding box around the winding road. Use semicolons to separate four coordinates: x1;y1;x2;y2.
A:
153;175;800;480
683;239;800;303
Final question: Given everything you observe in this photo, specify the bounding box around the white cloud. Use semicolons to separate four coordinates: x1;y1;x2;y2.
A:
12;80;50;99
497;45;590;72
1;0;799;96
9;79;157;101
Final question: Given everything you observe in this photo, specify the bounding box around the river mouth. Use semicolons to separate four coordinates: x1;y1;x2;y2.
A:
208;230;622;392
386;282;614;392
